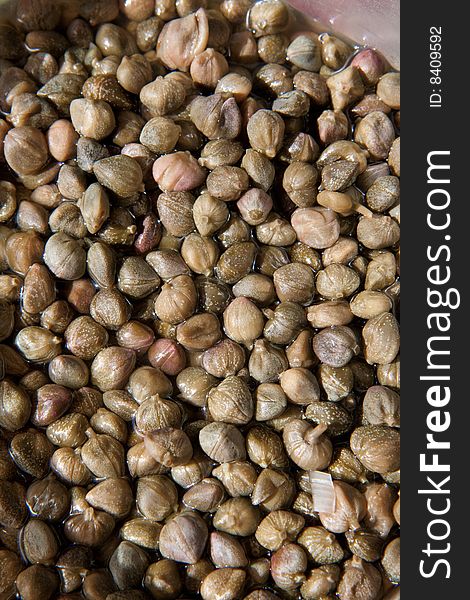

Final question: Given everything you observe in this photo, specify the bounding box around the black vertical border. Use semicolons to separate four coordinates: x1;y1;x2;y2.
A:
402;2;468;595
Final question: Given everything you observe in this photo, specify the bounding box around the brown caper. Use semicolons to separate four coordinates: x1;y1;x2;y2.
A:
0;3;400;592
